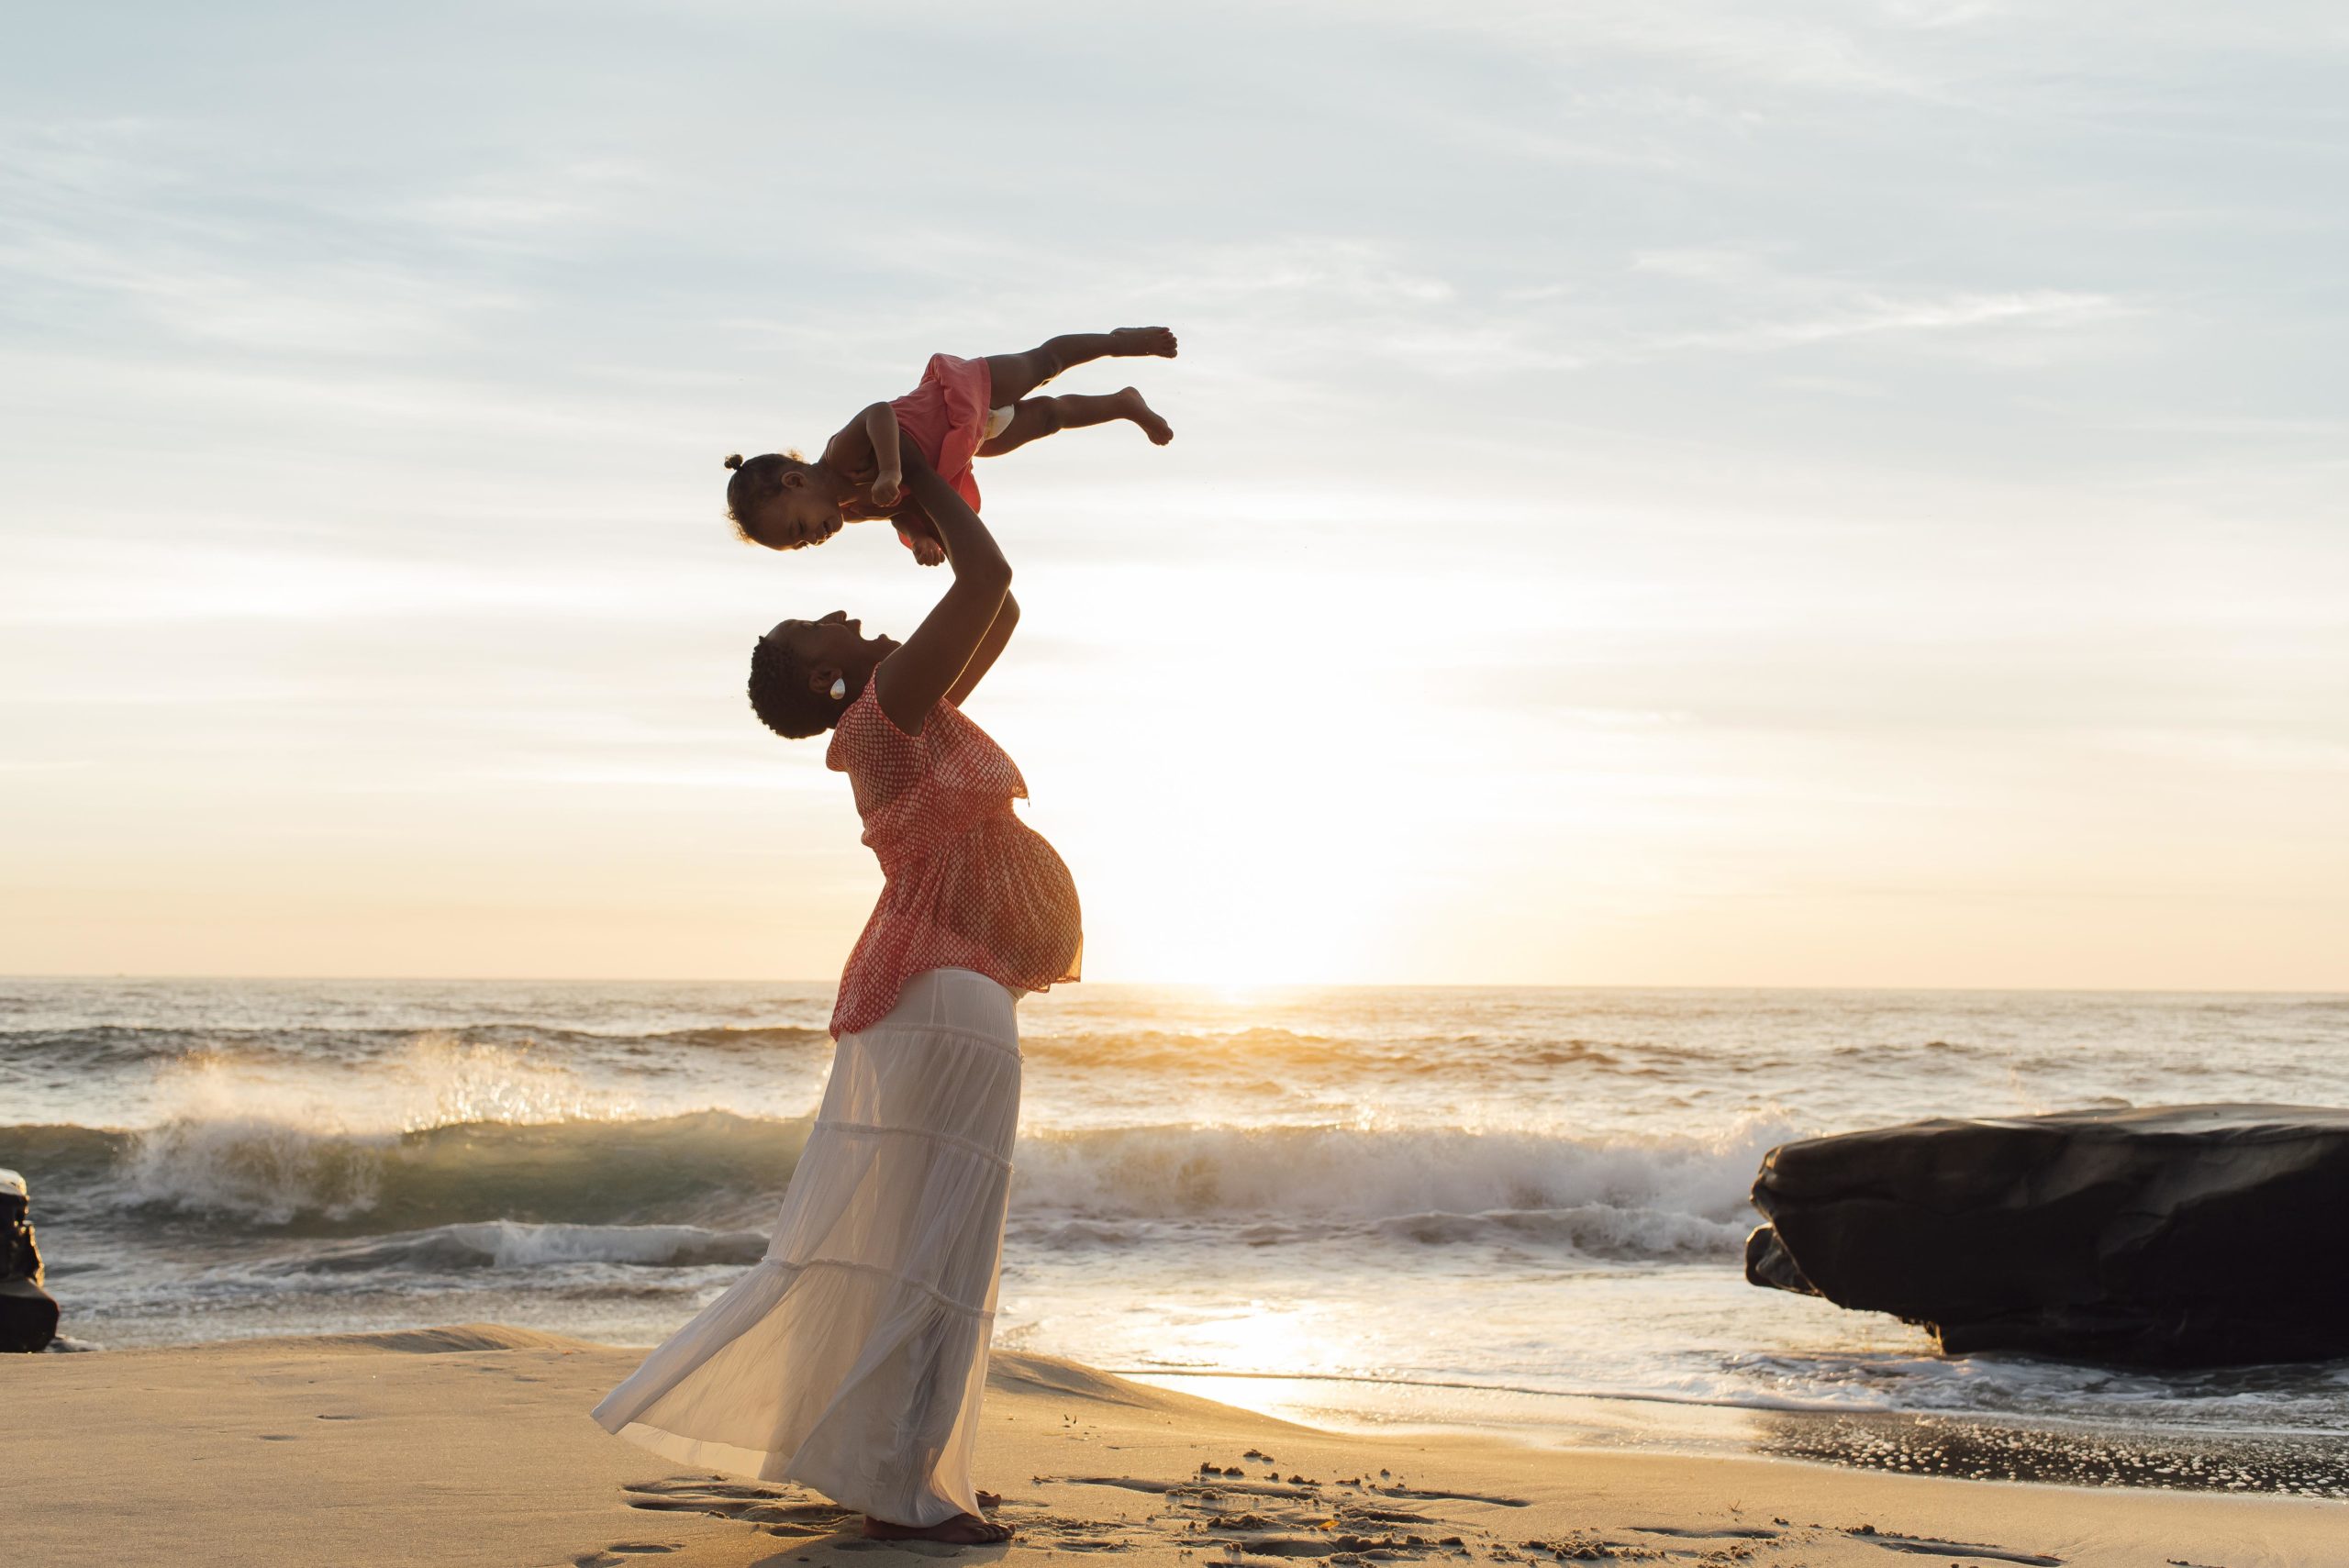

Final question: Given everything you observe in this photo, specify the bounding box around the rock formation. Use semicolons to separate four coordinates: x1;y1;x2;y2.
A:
1746;1105;2349;1365
1;1167;60;1353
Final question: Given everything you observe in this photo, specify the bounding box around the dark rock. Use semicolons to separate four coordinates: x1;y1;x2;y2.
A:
0;1280;58;1354
1746;1104;2349;1366
1742;1225;1814;1296
1;1168;59;1354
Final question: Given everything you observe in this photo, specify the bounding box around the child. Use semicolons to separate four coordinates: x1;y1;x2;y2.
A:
723;327;1177;563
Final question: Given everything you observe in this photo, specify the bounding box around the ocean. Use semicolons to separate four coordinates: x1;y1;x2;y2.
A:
7;979;2348;1496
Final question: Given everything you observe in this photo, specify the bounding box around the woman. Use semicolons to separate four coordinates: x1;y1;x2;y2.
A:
592;449;1081;1546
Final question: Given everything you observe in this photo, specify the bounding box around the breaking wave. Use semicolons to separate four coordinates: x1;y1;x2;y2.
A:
11;1112;806;1236
0;1021;832;1073
276;1219;771;1273
1008;1119;1775;1258
4;1110;1779;1262
1;1019;1687;1083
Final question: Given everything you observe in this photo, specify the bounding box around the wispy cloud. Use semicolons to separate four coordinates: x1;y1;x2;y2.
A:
0;119;520;355
1653;288;2127;354
1322;1;1937;96
372;159;658;252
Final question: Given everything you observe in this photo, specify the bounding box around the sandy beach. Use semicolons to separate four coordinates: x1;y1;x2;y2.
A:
6;1324;2336;1568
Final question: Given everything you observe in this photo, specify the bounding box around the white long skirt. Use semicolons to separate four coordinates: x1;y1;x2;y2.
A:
592;968;1020;1526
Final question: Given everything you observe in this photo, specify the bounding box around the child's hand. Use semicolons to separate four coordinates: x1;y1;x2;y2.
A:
869;470;903;510
892;501;944;564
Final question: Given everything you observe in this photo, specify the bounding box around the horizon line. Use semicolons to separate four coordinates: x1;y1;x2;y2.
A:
5;973;2344;999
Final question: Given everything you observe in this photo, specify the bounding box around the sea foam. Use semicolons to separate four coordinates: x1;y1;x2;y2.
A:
1008;1119;1784;1258
19;1109;1777;1261
281;1219;771;1273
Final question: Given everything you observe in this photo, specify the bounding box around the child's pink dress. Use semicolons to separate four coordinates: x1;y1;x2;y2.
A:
888;354;1009;521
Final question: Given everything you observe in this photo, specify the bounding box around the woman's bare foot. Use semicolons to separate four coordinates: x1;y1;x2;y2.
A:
1110;326;1178;358
976;1490;1002;1510
1112;386;1174;445
863;1511;1013;1544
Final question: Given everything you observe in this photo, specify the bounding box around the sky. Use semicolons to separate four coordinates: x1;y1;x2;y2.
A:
3;3;2345;987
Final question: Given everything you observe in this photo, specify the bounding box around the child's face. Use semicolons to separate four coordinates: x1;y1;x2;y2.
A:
747;487;842;551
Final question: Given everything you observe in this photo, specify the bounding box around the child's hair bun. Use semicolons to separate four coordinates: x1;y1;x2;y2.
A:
723;453;744;471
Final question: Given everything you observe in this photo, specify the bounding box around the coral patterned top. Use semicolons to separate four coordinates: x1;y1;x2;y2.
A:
825;676;1082;1038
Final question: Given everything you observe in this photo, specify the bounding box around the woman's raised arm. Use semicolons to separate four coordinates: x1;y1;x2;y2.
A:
943;593;1017;708
873;449;1012;735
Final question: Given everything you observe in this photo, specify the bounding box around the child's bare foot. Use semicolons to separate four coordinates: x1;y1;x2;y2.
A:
1110;326;1178;359
1113;386;1174;445
863;1512;1013;1544
976;1490;1002;1510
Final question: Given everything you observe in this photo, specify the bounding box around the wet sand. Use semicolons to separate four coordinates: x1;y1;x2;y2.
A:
6;1324;2339;1567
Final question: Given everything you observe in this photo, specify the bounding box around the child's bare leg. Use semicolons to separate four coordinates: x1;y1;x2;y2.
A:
983;327;1177;404
974;398;1061;457
978;389;1172;457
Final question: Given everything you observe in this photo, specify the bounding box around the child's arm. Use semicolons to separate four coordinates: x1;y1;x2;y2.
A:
889;494;946;567
862;403;904;509
840;488;948;567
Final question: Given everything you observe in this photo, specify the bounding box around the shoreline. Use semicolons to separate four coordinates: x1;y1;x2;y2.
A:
9;1324;2343;1567
1121;1368;2349;1499
37;1320;2349;1502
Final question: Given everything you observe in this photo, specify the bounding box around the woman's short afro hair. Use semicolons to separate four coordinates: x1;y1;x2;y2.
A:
747;632;837;740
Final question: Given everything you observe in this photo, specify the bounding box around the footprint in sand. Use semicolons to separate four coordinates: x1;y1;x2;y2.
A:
1843;1529;2064;1565
620;1476;861;1538
573;1549;683;1568
1050;1474;1524;1564
1632;1523;1781;1540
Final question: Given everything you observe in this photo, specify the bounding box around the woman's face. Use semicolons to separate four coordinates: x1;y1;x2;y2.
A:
769;610;896;682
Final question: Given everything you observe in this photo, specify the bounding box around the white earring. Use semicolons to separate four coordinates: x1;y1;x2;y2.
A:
829;677;847;702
